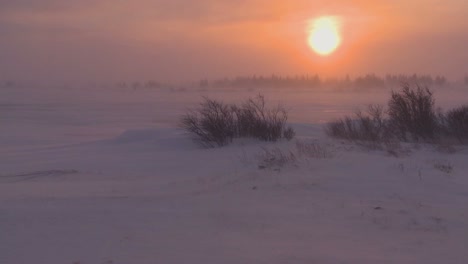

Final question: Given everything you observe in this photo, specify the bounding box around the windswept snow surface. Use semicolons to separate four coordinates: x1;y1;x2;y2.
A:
1;85;468;263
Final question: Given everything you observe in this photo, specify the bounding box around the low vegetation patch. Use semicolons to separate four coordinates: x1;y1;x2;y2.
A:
256;140;334;171
325;104;387;146
295;140;334;159
388;84;439;141
433;160;454;174
181;95;295;147
257;147;297;170
326;83;468;147
444;105;468;143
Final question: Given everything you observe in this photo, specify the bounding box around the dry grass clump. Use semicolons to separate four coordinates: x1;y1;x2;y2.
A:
257;147;297;170
256;140;334;170
433;160;454;174
295;140;334;159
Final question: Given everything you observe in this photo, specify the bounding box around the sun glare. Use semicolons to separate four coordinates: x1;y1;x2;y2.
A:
307;16;342;56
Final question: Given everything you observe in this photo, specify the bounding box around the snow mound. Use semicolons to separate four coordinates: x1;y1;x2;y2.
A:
108;128;197;150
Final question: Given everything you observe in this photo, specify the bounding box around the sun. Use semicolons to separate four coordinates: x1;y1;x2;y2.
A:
307;16;342;56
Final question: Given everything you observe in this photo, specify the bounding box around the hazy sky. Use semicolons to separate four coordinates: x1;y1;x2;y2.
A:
1;0;467;83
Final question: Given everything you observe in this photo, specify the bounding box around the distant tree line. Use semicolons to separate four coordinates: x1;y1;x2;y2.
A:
111;73;458;91
205;74;322;89
1;73;462;90
195;73;452;90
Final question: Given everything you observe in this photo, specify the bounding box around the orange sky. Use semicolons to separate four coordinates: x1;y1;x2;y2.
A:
1;0;467;83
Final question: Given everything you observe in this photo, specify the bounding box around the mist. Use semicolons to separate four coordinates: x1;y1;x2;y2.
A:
1;0;468;83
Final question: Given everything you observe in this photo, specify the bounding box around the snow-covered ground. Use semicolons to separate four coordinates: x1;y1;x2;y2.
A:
1;85;467;263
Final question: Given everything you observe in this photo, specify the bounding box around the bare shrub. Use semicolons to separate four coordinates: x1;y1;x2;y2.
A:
445;105;468;143
355;104;387;142
234;95;290;142
388;84;439;141
181;95;295;147
326;83;468;149
181;97;235;147
325;116;357;140
325;104;388;145
283;127;296;141
326;83;440;144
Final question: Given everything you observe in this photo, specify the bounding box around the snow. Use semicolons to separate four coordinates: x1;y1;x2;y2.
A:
1;85;468;263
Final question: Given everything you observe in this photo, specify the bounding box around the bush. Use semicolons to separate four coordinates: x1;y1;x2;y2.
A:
181;97;236;147
326;84;468;146
181;95;295;147
445;105;468;143
325;104;387;145
283;127;296;141
388;84;439;141
233;95;290;141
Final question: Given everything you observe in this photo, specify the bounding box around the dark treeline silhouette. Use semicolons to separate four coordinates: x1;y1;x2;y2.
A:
206;74;322;89
385;74;447;87
116;81;170;90
0;73;459;90
194;73;452;90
